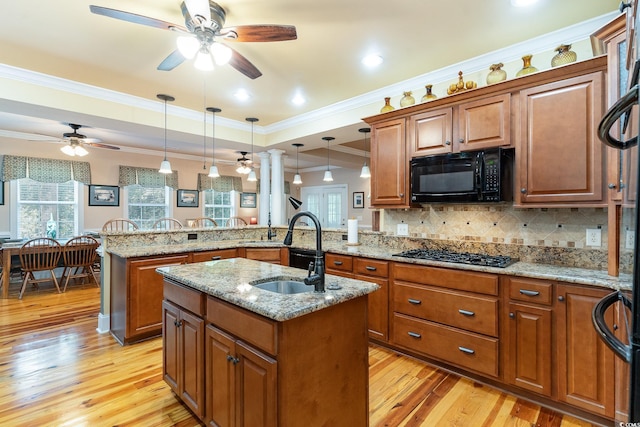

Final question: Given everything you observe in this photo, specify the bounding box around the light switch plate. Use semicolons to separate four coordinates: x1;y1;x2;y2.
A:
397;223;409;236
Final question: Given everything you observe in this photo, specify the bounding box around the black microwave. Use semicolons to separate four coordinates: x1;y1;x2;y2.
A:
410;147;513;203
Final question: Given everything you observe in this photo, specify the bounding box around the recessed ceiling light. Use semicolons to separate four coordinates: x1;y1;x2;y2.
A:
234;88;250;101
291;93;306;105
511;0;538;7
362;54;383;68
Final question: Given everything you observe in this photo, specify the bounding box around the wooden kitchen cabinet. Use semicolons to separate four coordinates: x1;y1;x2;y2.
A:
354;257;390;342
239;247;287;265
515;71;605;206
191;248;238;263
325;253;354;277
370;118;409;207
110;253;189;344
503;277;553;397
556;284;615;418
408;107;454;157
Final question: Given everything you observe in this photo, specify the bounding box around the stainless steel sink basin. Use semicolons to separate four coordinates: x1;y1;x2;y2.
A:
254;280;311;294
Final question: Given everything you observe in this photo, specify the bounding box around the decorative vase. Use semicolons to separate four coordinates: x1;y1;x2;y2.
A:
551;44;577;67
516;54;538;77
46;213;57;239
400;91;415;107
486;63;507;85
421;85;437;102
380;97;394;113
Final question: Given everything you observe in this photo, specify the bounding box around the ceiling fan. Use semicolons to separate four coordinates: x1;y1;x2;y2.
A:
32;123;121;157
89;0;297;79
235;151;252;174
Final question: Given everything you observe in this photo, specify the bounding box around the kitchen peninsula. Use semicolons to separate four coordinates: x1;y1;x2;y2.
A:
156;257;379;426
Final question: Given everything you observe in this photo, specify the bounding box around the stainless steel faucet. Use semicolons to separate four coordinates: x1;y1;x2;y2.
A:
283;211;324;292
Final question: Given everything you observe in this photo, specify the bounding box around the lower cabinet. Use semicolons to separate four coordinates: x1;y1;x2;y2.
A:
191;248;238;263
206;326;277;427
239;247;288;265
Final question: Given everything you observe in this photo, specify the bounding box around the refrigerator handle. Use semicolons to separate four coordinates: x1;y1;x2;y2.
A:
597;84;638;150
592;290;632;363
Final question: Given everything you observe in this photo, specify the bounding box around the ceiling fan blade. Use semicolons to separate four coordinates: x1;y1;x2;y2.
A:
84;142;121;150
158;50;187;71
89;5;185;31
227;47;262;79
220;25;297;42
182;0;211;24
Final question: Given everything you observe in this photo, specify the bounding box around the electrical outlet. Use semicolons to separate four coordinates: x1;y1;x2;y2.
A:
586;228;601;247
626;230;635;250
397;223;409;236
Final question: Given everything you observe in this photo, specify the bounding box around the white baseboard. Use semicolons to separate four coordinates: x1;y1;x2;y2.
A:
96;313;110;334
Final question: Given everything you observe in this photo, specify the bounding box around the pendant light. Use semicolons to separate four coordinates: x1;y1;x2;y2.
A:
292;143;303;185
157;94;175;174
246;117;258;182
359;127;371;178
322;136;334;182
206;107;221;178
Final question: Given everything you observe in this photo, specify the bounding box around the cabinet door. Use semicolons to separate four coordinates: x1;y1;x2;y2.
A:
243;248;285;264
206;326;236;427
516;72;605;205
180;309;205;419
162;300;180;392
128;254;189;339
505;302;552;397
556;285;614;417
355;274;388;342
408;107;453;157
370;118;408;207
459;94;511;151
235;341;277;427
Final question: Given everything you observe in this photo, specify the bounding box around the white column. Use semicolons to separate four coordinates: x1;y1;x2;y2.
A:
258;152;271;226
268;149;285;225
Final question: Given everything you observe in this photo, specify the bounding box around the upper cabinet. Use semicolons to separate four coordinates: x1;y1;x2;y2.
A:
408;107;453;157
370;118;409;207
458;93;511;151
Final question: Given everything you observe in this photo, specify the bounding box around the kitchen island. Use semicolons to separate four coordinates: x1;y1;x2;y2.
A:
157;257;379;426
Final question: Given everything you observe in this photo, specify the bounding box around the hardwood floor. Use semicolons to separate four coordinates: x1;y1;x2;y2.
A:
0;284;600;426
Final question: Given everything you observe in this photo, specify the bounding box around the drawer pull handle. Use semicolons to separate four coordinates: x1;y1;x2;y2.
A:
519;289;540;297
211;256;222;260
408;298;422;305
365;266;377;271
408;331;422;339
334;261;343;266
458;309;475;317
226;355;239;365
458;346;475;355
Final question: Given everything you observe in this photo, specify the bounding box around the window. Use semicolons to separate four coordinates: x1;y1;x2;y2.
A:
203;190;234;225
300;184;347;228
125;185;171;229
15;178;80;239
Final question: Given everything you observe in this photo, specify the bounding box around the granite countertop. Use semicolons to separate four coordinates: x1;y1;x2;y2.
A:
157;257;380;322
108;238;632;291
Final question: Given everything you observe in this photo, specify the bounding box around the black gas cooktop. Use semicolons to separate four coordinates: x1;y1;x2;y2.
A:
392;248;517;268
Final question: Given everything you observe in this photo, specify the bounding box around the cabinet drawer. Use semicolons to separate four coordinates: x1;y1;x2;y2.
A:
207;297;277;356
507;277;553;306
244;248;282;263
325;253;353;273
163;279;206;316
394;283;498;337
190;248;238;263
393;313;499;378
354;258;389;278
392;262;498;295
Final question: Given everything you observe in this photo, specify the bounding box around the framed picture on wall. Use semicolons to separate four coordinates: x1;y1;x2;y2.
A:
88;185;120;206
353;191;364;209
177;189;199;207
240;192;257;208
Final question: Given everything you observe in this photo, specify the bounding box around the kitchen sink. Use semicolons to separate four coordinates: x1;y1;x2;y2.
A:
253;280;311;294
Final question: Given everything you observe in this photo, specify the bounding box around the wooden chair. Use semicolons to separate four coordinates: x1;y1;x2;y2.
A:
152;218;183;230
225;216;247;227
102;218;139;232
192;217;218;228
61;236;100;292
18;238;62;299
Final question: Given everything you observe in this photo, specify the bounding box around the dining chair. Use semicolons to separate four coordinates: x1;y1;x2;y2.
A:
61;236;100;292
18;238;62;299
102;218;139;232
152;217;183;230
225;216;248;227
192;217;218;228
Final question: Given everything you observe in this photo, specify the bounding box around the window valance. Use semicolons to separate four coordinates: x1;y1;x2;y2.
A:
256;179;291;195
197;174;243;192
118;165;179;190
1;155;92;184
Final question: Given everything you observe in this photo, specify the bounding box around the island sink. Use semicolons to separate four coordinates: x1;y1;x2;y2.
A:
254;280;311;294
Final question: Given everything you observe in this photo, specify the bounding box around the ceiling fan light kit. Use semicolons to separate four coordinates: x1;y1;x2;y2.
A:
60;141;88;157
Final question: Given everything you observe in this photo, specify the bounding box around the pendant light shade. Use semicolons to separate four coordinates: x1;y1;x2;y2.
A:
206;107;221;178
359;127;371;178
246;117;258;181
292;143;303;185
322;136;334;182
157;94;175;174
